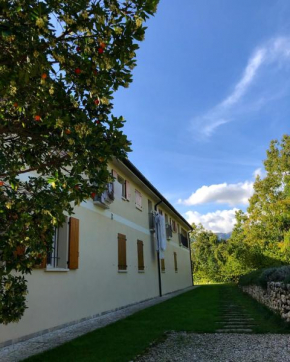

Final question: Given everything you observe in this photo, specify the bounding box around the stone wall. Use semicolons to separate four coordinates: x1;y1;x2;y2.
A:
242;282;290;322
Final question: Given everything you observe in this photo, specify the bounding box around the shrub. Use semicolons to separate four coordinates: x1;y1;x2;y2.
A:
238;266;290;289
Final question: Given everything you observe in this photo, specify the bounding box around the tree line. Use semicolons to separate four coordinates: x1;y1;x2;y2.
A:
191;135;290;283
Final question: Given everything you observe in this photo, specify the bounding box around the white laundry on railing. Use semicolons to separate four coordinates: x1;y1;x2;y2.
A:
154;212;167;259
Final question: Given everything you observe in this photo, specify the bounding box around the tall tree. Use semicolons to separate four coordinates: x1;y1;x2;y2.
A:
0;0;158;324
190;224;222;283
244;135;290;263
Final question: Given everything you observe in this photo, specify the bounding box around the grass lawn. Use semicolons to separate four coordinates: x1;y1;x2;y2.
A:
25;285;290;362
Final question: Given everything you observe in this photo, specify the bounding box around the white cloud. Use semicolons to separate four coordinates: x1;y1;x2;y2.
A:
253;168;262;178
191;36;290;137
185;209;239;233
221;49;266;108
178;181;254;207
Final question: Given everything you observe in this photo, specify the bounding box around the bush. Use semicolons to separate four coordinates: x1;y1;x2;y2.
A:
238;266;290;289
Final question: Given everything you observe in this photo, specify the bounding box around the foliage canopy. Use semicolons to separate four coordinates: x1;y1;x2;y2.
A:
0;0;158;324
191;135;290;284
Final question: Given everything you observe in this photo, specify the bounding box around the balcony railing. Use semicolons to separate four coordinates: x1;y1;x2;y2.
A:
179;233;189;248
93;182;114;208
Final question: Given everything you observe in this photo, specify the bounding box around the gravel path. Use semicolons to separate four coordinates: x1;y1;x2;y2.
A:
0;286;197;362
135;332;290;362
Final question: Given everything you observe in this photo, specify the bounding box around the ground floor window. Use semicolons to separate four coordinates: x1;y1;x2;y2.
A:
118;233;127;271
161;258;165;272
46;217;79;270
137;240;144;271
174;252;178;272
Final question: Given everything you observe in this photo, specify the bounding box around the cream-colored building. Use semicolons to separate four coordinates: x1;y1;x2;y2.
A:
0;159;193;346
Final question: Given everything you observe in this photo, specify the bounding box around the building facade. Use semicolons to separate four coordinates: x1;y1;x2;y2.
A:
0;159;192;346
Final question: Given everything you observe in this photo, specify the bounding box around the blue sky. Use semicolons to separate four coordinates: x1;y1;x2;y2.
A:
113;0;290;233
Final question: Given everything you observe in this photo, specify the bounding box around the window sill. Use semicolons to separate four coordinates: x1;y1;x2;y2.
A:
118;270;128;273
161;270;166;273
135;205;143;211
122;197;129;202
138;270;145;273
45;268;69;272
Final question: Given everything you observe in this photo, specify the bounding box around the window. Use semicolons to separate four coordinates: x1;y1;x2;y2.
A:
47;227;61;268
148;199;154;230
179;229;189;248
137;240;144;271
135;190;142;210
118;233;127;271
171;219;177;233
116;175;131;200
166;223;173;240
161;258;165;272
165;214;172;239
46;217;79;270
174;252;178;272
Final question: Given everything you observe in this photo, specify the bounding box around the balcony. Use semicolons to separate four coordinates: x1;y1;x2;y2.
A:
93;182;114;209
179;233;189;248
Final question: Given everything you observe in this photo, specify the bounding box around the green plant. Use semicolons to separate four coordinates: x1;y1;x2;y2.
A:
239;266;290;289
0;0;158;324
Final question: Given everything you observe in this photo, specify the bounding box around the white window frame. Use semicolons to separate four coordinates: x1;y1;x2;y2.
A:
117;175;128;200
46;218;69;271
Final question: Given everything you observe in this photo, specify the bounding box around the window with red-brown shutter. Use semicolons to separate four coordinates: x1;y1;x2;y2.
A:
118;233;127;271
174;252;178;272
161;258;165;272
68;217;79;270
137;240;144;271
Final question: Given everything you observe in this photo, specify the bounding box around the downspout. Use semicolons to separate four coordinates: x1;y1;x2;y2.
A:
154;200;163;297
187;230;194;286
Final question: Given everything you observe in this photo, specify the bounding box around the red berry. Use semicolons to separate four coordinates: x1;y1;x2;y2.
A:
95;120;100;124
41;73;47;79
75;68;81;74
100;42;106;49
98;48;104;54
94;99;100;105
75;185;80;190
65;129;71;135
0;181;4;186
91;192;96;199
13;102;18;108
76;47;81;52
34;115;41;121
93;69;98;75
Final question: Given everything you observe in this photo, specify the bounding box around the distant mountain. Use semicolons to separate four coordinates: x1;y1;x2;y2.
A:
215;232;232;240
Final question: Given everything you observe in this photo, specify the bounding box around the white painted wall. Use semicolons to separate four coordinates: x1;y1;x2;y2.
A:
0;162;192;345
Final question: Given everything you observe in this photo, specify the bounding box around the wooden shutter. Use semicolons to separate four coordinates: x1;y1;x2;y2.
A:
161;258;165;272
171;220;177;233
137;240;144;271
125;180;131;200
118;233;127;270
174;252;178;272
135;190;142;209
112;169;118;179
69;217;79;269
